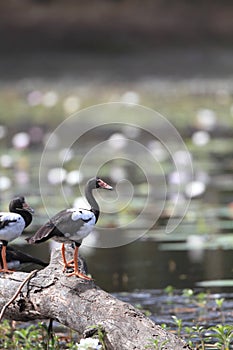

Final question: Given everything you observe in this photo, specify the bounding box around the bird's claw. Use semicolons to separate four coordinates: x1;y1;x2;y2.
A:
66;259;74;265
59;260;75;271
66;271;92;280
62;263;75;272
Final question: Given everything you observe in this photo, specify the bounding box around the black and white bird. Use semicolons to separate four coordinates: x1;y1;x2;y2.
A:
27;177;113;279
0;196;34;273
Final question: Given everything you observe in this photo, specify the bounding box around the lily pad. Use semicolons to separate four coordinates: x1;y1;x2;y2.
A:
196;280;233;287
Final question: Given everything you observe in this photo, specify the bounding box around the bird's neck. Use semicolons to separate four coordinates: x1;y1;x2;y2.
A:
11;208;32;228
85;186;100;223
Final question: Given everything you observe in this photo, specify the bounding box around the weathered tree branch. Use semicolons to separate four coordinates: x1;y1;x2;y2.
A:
0;247;191;350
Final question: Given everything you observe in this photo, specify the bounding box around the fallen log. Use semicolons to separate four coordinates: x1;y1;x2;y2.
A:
0;247;191;350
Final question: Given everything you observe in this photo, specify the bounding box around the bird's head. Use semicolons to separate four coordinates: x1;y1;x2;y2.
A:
96;177;113;190
9;196;34;214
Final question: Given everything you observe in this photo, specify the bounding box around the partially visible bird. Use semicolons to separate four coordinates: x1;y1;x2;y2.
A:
0;245;48;270
27;177;113;280
0;196;34;273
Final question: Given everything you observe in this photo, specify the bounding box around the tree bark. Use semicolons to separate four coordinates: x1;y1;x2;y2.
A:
0;247;191;350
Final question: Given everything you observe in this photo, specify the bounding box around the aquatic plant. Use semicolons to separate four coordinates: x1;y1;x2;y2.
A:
210;324;233;350
145;338;169;350
171;315;183;337
215;298;225;323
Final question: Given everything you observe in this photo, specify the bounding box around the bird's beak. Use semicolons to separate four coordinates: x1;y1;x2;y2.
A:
104;184;113;190
98;179;113;190
23;202;34;214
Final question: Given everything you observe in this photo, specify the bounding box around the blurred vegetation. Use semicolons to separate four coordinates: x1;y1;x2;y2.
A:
1;84;233;130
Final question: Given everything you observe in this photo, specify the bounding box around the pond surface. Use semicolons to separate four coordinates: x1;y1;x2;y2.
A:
114;289;233;348
115;288;233;327
20;222;233;294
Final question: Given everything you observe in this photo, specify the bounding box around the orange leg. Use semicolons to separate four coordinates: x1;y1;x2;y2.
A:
66;258;74;266
61;243;74;271
0;245;14;273
67;246;92;280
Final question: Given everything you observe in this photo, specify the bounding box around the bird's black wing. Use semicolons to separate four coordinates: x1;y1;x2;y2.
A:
26;209;76;244
0;215;17;230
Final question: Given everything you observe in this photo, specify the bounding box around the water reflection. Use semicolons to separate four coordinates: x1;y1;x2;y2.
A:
14;236;233;294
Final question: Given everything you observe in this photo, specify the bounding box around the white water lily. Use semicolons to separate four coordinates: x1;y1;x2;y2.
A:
76;338;102;350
